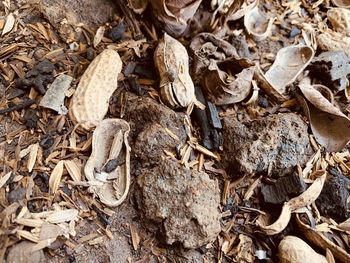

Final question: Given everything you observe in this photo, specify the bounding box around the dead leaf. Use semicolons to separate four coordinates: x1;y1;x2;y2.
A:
2;13;15;36
298;84;350;152
49;160;64;194
327;8;350;35
317;30;350;57
279;236;327;263
46;209;78;224
0;172;11;189
127;0;148;14
202;58;255;105
39;74;73;115
332;0;350;8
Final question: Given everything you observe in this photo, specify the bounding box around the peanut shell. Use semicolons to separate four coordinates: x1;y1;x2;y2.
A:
69;49;122;130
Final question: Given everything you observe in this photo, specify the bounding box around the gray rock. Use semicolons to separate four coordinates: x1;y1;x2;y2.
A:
222;113;312;177
137;159;221;249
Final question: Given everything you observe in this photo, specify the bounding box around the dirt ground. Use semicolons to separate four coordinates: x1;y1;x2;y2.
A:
1;0;350;263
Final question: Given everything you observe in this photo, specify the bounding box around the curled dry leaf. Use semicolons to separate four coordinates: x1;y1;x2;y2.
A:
298;84;350;152
332;0;350;8
127;0;148;14
296;214;350;263
327;8;350;35
258;173;326;235
150;0;202;37
263;45;314;95
279;236;327;263
39;74;73;115
202;58;255;105
317;30;350;57
154;33;195;108
244;6;275;41
69;49;122;130
84;119;131;207
189;33;238;83
49;160;64;194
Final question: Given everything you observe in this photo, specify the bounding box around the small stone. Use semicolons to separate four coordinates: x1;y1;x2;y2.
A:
7;187;26;203
137;159;221;248
109;22;127;42
222;113;312;177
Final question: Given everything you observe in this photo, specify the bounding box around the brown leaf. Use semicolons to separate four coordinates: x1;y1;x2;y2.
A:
2;13;15;36
64;160;82;182
298;84;350;152
130;224;141;250
202;58;255;105
332;0;350;8
127;0;149;14
244;6;275;41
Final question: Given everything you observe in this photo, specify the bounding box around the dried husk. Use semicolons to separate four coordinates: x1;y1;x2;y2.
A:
150;0;202;37
84;119;131;207
258;173;326;235
202;58;255;105
225;0;258;22
264;45;314;95
296;214;350;263
127;0;148;14
327;8;350;35
49;160;64;194
189;33;239;83
154;33;195;108
297;84;350;152
69;49;122;130
279;236;327;263
317;30;350;57
332;0;350;8
244;6;274;41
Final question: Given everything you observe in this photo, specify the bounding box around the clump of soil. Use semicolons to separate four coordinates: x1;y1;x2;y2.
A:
137;159;221;249
222;113;313;177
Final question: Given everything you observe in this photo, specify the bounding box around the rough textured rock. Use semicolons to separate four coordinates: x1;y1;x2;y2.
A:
7;241;45;263
316;168;349;221
222;113;312;177
124;95;187;166
137;159;221;248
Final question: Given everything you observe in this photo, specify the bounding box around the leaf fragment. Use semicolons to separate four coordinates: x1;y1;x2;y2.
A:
49;160;64;194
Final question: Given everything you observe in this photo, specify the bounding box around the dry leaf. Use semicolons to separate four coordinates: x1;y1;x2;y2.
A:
64;160;81;182
258;173;326;235
230;234;255;262
69;49;123;130
298;84;350;152
202;58;255;105
225;0;257;22
27;143;39;172
244;6;275;41
40;74;73;115
93;26;105;48
2;13;15;36
84;119;131;207
264;45;314;95
279;236;327;263
149;0;202;37
154;33;195;108
296;214;350;263
49;160;64;194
